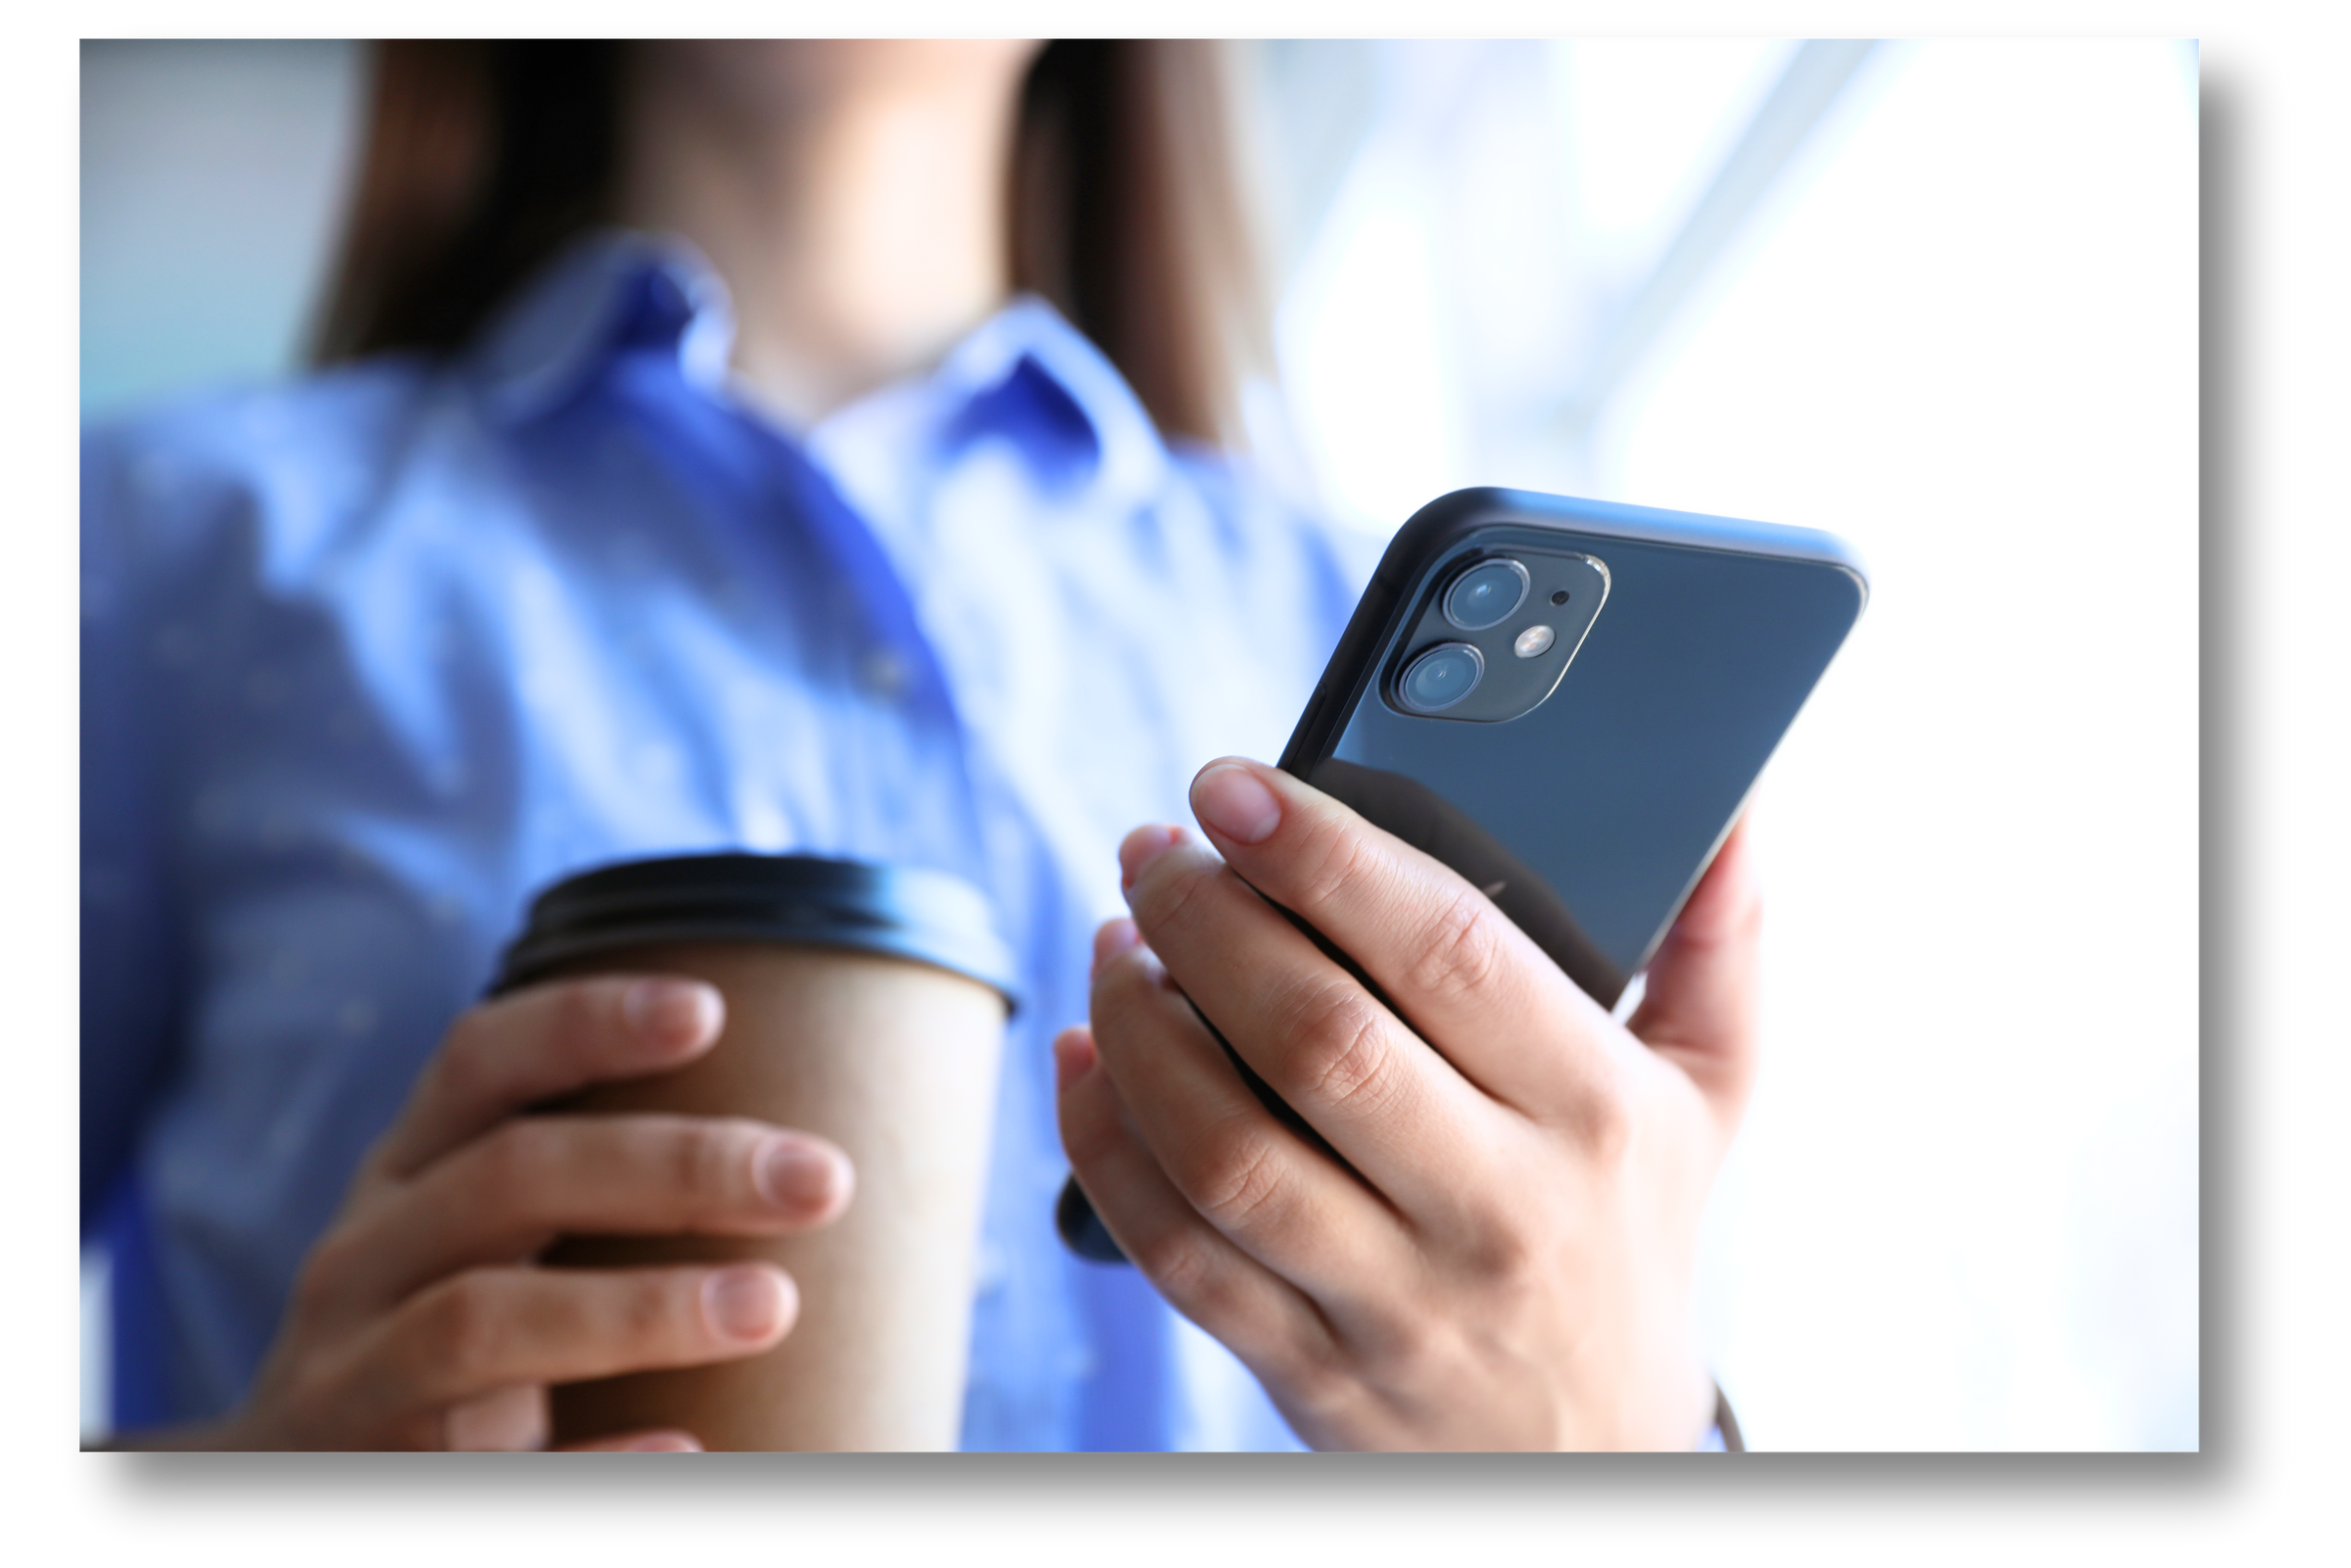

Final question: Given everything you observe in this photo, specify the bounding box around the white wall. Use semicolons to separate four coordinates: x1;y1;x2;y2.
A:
1274;39;2199;1449
80;40;361;417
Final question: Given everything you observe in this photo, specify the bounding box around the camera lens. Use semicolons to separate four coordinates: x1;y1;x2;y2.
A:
1443;558;1530;631
1399;641;1485;713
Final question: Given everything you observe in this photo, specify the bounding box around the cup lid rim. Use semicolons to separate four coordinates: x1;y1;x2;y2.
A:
493;853;1023;1012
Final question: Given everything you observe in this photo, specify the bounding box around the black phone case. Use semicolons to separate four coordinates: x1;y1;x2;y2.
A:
1057;488;1867;1263
1280;486;1867;1004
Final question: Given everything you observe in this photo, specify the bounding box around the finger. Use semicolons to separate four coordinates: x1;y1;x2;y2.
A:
370;974;725;1181
345;1262;794;1436
442;1384;548;1451
1053;1024;1337;1382
320;1116;853;1312
1627;816;1763;1125
558;1430;704;1452
1110;839;1517;1227
1085;931;1417;1314
1176;757;1619;1119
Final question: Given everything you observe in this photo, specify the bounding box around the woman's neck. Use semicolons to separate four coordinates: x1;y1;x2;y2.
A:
617;43;1032;427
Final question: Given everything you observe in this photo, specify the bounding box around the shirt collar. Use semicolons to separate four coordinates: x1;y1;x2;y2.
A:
467;230;1168;508
468;229;736;424
872;293;1171;508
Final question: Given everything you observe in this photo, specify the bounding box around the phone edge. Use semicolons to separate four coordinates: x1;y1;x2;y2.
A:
1278;487;1871;778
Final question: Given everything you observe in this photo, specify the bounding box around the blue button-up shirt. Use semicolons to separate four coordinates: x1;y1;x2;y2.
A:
82;232;1378;1449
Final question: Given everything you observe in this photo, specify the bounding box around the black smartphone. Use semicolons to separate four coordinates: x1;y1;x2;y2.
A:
1057;487;1869;1261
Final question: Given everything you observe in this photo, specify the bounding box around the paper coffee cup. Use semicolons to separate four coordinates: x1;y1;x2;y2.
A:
492;854;1017;1451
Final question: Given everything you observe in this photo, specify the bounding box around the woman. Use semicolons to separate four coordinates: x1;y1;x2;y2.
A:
82;40;1755;1449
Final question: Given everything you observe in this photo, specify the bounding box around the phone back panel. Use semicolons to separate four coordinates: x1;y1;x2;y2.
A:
1280;489;1867;1009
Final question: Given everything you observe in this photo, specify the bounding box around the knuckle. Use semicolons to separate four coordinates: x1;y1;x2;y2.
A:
664;1120;739;1211
410;1275;508;1384
1268;1333;1363;1430
1575;1065;1634;1167
1289;820;1380;918
1407;885;1508;1005
1130;1226;1221;1309
1355;1310;1447;1390
476;1116;560;1195
1184;1124;1294;1237
1278;978;1400;1118
616;1272;685;1350
1454;1210;1544;1290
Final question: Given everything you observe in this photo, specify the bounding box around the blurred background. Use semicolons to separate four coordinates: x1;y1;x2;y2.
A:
81;38;2199;1449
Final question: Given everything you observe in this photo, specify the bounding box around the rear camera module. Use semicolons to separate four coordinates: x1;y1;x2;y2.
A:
1399;641;1486;713
1443;558;1531;631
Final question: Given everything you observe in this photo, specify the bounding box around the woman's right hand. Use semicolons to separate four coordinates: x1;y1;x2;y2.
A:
200;974;854;1450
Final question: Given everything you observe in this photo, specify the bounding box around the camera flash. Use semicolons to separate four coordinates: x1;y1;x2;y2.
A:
1512;624;1557;659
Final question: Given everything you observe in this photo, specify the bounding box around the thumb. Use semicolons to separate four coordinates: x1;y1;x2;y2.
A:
1627;815;1763;1127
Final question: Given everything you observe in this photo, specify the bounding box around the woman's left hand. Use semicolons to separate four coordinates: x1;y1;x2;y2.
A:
1056;757;1760;1450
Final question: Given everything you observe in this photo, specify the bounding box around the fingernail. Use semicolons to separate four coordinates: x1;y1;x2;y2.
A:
1118;825;1184;889
1191;763;1281;845
623;978;721;1052
627;1432;702;1452
1090;918;1140;976
755;1137;845;1212
704;1266;790;1342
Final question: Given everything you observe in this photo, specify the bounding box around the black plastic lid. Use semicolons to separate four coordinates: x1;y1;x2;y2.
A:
492;853;1022;1014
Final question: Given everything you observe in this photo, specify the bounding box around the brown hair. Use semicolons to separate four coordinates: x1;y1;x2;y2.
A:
311;40;1268;448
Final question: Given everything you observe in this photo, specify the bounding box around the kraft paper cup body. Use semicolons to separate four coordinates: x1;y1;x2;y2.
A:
493;854;1016;1452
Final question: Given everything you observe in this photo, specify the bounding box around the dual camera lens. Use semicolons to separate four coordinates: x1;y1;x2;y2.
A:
1443;559;1529;631
1399;556;1559;715
1400;641;1484;712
